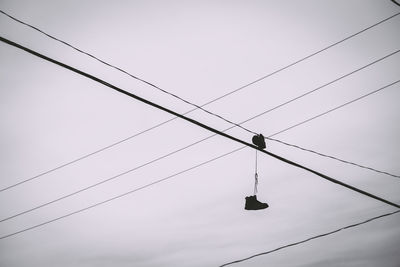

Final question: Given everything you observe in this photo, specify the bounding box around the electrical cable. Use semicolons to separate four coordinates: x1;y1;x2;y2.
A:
219;209;400;266
267;137;400;178
1;79;398;223
1;9;398;259
0;146;246;240
0;42;398;193
392;0;400;7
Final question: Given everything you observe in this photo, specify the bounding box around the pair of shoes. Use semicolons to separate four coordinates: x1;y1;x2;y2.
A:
252;134;266;149
245;195;269;210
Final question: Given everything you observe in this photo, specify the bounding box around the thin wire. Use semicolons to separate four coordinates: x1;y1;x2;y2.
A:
266;137;400;178
0;13;398;192
219;209;400;266
2;79;398;223
1;48;398;193
0;117;177;192
0;146;246;240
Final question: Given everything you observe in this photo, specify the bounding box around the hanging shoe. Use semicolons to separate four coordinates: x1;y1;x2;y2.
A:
245;195;269;210
252;134;266;149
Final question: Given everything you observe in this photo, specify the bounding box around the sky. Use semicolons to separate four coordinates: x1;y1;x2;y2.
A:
0;0;400;266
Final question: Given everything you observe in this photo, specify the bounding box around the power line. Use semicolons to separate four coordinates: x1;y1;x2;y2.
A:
0;36;399;231
0;134;216;223
0;146;246;240
392;0;400;7
267;137;400;178
1;44;398;193
219;209;400;266
1;80;398;223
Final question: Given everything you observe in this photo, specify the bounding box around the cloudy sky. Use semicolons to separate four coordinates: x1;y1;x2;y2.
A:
1;0;400;266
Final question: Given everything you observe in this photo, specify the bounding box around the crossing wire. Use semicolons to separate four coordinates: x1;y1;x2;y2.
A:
1;79;398;223
219;209;400;266
267;139;400;178
1;34;399;217
0;44;399;193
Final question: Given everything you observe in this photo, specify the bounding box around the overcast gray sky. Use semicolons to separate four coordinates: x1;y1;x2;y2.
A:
1;0;400;266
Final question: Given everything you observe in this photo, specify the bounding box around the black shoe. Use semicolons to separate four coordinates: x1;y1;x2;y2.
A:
252;134;266;149
245;195;269;210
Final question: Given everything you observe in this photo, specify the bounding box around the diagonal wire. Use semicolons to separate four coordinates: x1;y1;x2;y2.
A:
0;146;246;240
0;45;398;192
267;137;400;178
219;209;400;266
0;79;398;223
392;0;400;7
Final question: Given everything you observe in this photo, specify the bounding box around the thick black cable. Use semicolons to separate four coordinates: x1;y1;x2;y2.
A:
1;80;398;223
0;9;256;136
1;36;399;211
392;0;400;7
0;146;246;240
219;209;400;266
0;46;398;193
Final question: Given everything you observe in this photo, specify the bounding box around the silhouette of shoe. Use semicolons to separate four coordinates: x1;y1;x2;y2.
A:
252;134;266;149
245;195;269;210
